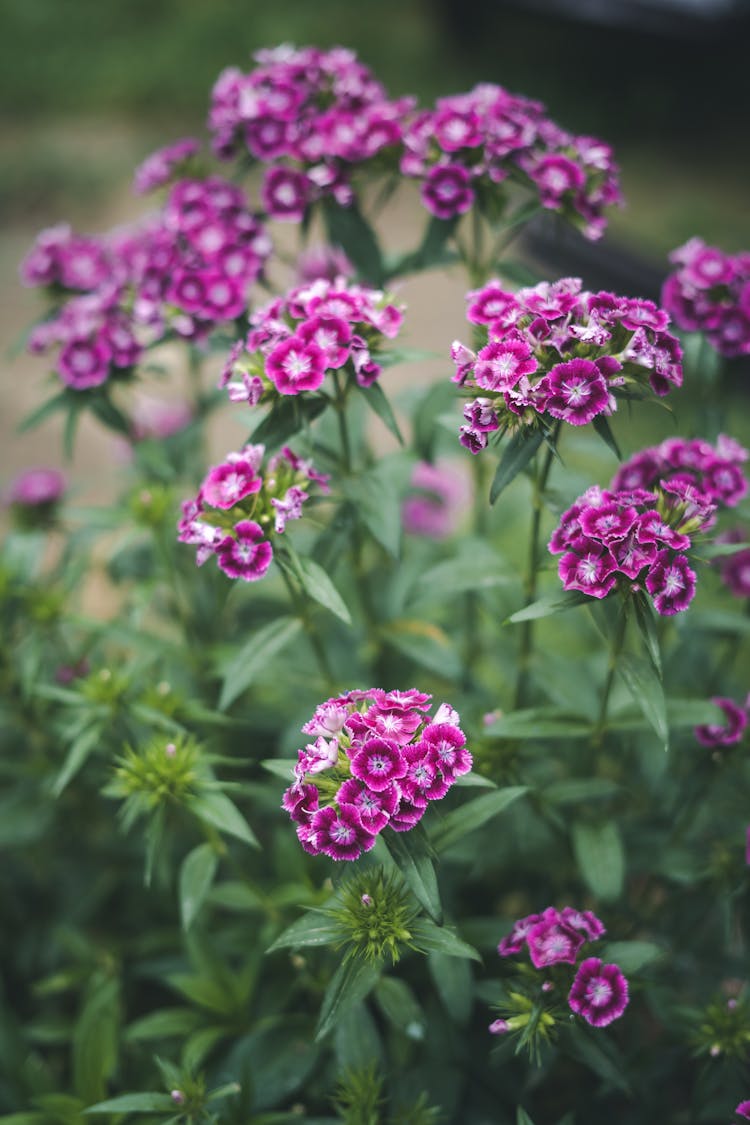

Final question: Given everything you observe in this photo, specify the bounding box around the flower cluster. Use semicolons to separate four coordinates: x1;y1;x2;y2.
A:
401;84;621;238
282;689;471;860
611;434;748;519
497;905;629;1027
451;277;682;453
714;527;750;599
220;277;404;401
132;137;202;195
694;695;748;748
661;237;750;357
548;481;715;614
177;443;329;580
6;467;66;509
208;45;414;219
21;177;271;390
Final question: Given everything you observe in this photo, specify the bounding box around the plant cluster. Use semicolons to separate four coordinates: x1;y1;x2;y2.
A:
3;40;750;1125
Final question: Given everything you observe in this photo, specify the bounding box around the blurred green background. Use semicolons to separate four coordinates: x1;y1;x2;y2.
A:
2;0;750;254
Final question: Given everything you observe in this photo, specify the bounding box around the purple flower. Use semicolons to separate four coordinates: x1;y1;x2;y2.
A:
560;907;606;942
58;338;112;389
474;338;537;392
265;336;327;395
7;467;66;508
215;520;273;581
421;164;474;220
336;778;399;834
295;243;354;284
736;1102;750;1120
261;166;310;221
497;913;542;956
694;696;748;747
350;737;407;791
568;958;629;1027
402;460;470;539
645;550;696;615
526;911;585;968
202;460;262;510
311;804;376;861
558;541;618;599
420;722;472;779
133;138;201;195
544;358;610;425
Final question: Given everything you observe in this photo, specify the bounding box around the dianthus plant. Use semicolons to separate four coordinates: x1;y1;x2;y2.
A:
10;38;750;1125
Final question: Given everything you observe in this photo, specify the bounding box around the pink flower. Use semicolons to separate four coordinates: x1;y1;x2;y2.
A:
694;696;748;747
526;912;585;968
568;958;629;1027
544;358;610;425
202;460;263;510
261;166;310;221
421;164;474;220
350;737;407;791
311;804;377;861
265;336;327;395
215;520;272;581
645;550;696;615
7;467;66;508
402;460;470;539
736;1102;750;1120
474;338;537;392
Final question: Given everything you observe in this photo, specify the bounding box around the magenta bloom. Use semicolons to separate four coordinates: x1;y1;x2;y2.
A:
736;1102;750;1120
694;696;748;748
311;804;376;861
421;164;474;220
58;338;112;389
265;336;327;395
526;913;585;969
202;460;262;510
283;689;469;858
558;541;617;599
215;520;273;581
568;958;629;1027
261;166;310;221
402;459;470;539
474;338;538;392
350;737;407;791
133;137;201;195
7;468;66;508
497;913;542;957
662;238;750;357
645;550;696;615
544;358;610;425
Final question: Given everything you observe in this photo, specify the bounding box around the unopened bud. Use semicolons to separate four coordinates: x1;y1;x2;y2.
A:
165;742;177;757
489;1018;510;1035
361;893;373;907
541;980;554;992
170;1090;185;1105
709;1044;721;1057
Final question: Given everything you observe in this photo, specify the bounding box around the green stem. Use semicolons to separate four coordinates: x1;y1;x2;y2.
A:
513;428;560;709
332;369;353;474
593;602;629;744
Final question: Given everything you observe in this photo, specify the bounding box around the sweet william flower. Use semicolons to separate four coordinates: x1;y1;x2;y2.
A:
694;696;748;747
568;957;629;1027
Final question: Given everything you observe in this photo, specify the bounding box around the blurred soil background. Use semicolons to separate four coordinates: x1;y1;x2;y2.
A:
2;0;750;510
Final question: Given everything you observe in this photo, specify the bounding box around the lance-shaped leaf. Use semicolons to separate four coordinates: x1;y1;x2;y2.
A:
187;791;259;848
506;589;592;624
490;430;544;504
572;820;625;902
218;616;303;711
354;381;404;445
85;1093;175;1115
249;395;328;449
429;787;528;853
315;959;381;1041
617;652;668;750
179;843;219;930
322;198;385;286
382;825;442;924
267;911;341;953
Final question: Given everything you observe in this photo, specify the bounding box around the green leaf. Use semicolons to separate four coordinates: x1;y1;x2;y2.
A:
429;787;528;853
542;779;620;806
260;759;297;781
428;952;473;1024
386;215;459;277
125;1007;202;1043
685;610;750;636
267;912;340;953
354;381;404;445
411;919;481;961
617;652;668;749
17;391;70;433
600;940;664;973
382;826;442;924
632;591;662;678
52;725;102;797
73;977;120;1104
341;464;403;557
571;820;625;902
380;618;461;681
85;1093;175;1115
315;959;381;1041
490;430;544;504
411;380;461;462
454;770;497;788
322;198;384;285
63;405;81;460
409;547;513;605
591;414;622;460
218;616;303;710
564;1024;631;1094
506;589;592;624
487;708;591;739
179;843;219;930
188;792;259;848
373;977;425;1039
516;1110;537;1125
249;395;328;449
287;553;352;624
607;697;725;731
